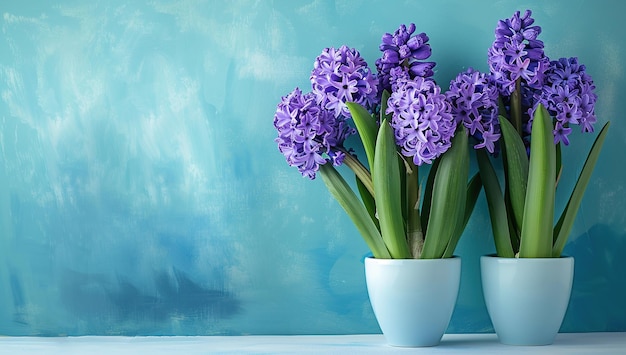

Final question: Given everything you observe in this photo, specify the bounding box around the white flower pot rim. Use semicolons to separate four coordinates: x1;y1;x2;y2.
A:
365;255;460;264
482;254;573;261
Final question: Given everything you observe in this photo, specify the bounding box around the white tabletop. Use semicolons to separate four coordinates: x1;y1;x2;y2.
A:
0;332;624;354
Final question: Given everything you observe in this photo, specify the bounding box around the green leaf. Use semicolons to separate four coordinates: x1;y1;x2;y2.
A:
443;173;482;258
462;173;482;233
373;119;410;258
497;96;508;117
342;152;374;197
319;164;391;259
510;79;523;134
380;90;393;122
347;102;378;171
519;104;556;258
477;149;515;257
552;121;610;257
555;143;562;186
356;177;379;230
507;212;520;254
421;128;469;259
499;115;529;233
399;154;409;229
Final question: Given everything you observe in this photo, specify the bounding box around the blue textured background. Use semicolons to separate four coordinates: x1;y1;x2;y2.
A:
1;0;625;336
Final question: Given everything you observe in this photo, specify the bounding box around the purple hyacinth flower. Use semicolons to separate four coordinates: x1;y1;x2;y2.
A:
274;88;355;179
310;45;379;119
488;10;550;95
447;68;500;153
534;57;598;145
553;122;573;146
386;77;456;165
376;23;436;93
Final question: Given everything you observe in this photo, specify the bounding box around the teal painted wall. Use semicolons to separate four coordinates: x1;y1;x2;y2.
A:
1;0;624;335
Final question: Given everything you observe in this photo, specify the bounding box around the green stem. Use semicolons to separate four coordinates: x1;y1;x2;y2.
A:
406;159;423;258
511;78;523;135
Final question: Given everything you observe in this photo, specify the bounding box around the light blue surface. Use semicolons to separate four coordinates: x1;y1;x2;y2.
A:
0;0;625;335
1;333;626;355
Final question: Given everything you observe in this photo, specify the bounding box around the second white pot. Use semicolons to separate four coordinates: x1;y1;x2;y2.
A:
364;256;461;347
480;255;574;345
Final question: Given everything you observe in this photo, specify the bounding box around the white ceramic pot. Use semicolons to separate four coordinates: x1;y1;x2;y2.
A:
480;255;574;345
364;256;461;347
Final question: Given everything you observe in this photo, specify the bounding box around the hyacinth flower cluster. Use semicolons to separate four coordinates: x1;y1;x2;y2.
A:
487;9;549;96
387;77;457;165
274;46;377;180
446;69;500;154
311;46;379;119
274;24;479;260
376;23;436;93
537;57;598;145
462;9;610;258
274;88;357;179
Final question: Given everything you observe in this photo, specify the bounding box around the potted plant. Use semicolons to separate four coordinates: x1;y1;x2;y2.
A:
450;10;610;345
273;24;481;347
